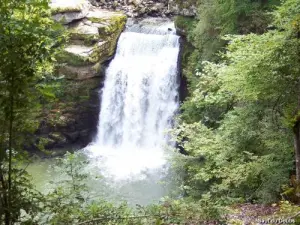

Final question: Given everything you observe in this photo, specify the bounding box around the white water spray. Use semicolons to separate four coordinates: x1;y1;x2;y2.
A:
86;18;180;181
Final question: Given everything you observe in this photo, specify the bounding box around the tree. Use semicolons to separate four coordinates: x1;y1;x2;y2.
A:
176;0;300;204
272;0;300;181
191;0;277;62
0;0;65;223
220;0;300;180
180;0;280;124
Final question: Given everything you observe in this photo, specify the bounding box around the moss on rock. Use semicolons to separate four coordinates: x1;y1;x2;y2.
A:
57;50;90;66
68;23;100;46
51;6;81;15
95;14;127;60
37;76;102;151
88;41;113;64
69;31;99;46
174;15;195;36
57;11;127;80
96;14;127;36
57;40;115;71
58;64;101;80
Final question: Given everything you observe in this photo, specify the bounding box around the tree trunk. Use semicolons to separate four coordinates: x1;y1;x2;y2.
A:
294;122;300;181
293;92;300;181
0;169;10;225
295;17;300;182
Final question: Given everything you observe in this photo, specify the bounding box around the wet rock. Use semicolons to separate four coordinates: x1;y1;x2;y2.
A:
58;63;101;80
32;2;127;154
64;131;80;142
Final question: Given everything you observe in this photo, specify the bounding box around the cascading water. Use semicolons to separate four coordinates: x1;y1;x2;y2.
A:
26;18;181;205
86;18;180;182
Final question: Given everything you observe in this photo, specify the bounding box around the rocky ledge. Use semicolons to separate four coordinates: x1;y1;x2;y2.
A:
89;0;197;17
33;0;127;156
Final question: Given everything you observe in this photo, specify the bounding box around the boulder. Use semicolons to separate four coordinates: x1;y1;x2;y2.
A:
58;63;101;80
51;0;92;24
68;19;100;45
57;10;127;80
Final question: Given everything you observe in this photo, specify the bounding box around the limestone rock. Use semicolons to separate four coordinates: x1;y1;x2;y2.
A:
55;8;126;91
58;62;101;80
57;10;126;80
51;0;91;24
65;45;94;58
34;5;127;153
87;0;197;17
68;19;100;45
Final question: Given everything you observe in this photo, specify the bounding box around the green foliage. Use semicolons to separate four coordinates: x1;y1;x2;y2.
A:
271;201;300;224
175;0;300;207
192;0;268;60
0;159;44;224
0;0;66;150
52;152;89;192
11;152;133;225
0;0;66;223
221;32;299;105
141;197;225;225
174;15;195;34
181;61;234;126
181;0;280;94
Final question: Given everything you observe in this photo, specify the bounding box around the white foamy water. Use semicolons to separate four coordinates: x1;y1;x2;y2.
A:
86;18;180;181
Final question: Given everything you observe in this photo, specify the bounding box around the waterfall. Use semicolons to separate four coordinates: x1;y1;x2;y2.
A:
26;18;181;206
86;18;180;181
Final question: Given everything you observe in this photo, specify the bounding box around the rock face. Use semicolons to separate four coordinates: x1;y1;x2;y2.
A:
35;0;127;155
35;0;195;155
51;0;91;24
89;0;197;17
58;9;127;80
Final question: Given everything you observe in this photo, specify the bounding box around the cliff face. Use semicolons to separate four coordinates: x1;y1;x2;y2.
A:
89;0;197;17
34;0;127;155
